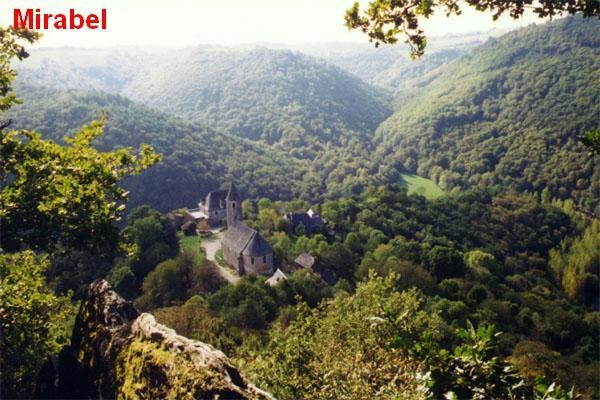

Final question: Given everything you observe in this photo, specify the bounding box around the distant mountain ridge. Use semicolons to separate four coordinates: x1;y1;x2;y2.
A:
17;46;395;158
8;17;599;213
121;48;392;155
6;85;317;211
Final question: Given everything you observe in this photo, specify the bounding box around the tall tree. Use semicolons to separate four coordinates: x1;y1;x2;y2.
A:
0;26;160;397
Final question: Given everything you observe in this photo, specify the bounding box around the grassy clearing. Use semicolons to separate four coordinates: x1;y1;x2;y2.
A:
178;233;205;266
400;173;445;199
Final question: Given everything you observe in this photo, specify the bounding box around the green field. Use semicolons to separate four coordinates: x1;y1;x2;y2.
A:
400;173;445;199
178;233;206;266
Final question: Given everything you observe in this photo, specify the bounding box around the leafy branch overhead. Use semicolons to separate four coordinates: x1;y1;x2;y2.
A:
344;0;600;57
0;117;161;255
0;27;40;112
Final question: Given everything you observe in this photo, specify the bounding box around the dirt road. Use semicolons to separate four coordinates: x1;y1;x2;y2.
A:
201;232;240;284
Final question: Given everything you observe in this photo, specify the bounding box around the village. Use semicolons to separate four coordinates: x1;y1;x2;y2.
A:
175;183;328;287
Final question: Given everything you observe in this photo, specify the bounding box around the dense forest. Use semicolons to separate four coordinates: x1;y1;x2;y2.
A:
2;16;599;400
123;48;393;153
121;185;598;398
9;18;599;214
372;18;600;213
6;86;314;210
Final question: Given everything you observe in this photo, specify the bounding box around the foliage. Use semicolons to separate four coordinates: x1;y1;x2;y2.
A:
207;278;279;330
0;117;160;254
135;251;225;311
7;21;597;213
1;19;598;398
6;85;313;210
122;206;179;281
245;273;576;399
373;18;600;214
414;320;576;399
153;301;236;355
414;321;528;399
549;219;600;306
246;274;440;399
580;129;600;156
0;251;75;398
344;0;598;57
286;184;597;395
122;48;391;156
277;270;334;307
426;245;466;281
189;260;227;295
0;26;161;398
0;26;39;112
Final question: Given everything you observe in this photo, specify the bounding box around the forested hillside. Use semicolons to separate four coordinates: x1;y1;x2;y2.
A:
372;18;600;212
122;48;392;155
9;18;599;213
3;15;599;400
6;86;319;211
15;47;170;93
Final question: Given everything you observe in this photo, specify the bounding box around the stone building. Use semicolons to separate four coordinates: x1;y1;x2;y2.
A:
185;189;229;227
199;189;228;226
221;183;274;276
284;208;325;235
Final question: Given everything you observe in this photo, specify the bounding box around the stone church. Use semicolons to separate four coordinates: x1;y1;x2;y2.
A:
201;190;228;226
221;183;274;276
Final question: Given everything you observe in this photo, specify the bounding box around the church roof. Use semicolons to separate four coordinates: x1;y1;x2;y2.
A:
205;190;227;210
222;222;273;256
222;222;255;253
226;182;240;201
242;231;272;256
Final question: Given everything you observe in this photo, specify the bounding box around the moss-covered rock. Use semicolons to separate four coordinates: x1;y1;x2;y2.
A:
36;280;272;399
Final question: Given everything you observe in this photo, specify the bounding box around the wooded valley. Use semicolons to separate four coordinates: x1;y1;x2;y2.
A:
1;16;598;400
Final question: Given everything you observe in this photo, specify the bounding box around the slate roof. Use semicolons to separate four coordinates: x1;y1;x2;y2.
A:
294;252;315;269
222;222;255;252
205;190;227;210
222;222;272;257
242;232;272;256
286;210;325;231
310;214;325;228
286;212;311;227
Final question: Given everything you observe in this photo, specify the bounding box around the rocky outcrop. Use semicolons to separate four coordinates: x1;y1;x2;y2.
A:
36;280;273;399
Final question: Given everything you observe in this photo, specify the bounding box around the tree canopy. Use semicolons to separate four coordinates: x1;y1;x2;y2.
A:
0;118;160;254
0;27;39;114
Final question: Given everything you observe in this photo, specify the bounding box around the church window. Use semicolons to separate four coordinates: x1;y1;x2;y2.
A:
251;257;254;264
263;256;267;263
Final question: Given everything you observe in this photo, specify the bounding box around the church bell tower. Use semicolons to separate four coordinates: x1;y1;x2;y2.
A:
226;182;242;227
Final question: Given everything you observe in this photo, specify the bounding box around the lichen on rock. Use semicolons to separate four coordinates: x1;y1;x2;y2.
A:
36;279;273;400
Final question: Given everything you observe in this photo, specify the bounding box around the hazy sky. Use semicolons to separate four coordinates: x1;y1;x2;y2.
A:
1;0;547;47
